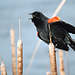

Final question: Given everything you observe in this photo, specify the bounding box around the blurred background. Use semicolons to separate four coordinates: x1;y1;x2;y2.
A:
0;0;75;75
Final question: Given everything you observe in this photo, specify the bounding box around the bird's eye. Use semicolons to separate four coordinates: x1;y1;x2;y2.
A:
33;13;36;15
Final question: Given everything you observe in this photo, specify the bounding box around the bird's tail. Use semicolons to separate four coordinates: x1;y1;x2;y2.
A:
69;38;75;51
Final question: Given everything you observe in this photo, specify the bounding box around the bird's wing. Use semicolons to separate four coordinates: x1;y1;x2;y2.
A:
51;20;75;34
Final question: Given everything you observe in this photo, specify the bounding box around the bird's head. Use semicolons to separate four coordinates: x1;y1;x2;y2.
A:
29;11;43;20
29;11;48;26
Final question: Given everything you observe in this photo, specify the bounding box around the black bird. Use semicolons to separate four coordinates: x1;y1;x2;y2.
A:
29;11;75;51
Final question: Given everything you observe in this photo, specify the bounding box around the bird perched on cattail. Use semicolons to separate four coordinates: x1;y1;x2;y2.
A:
29;11;75;51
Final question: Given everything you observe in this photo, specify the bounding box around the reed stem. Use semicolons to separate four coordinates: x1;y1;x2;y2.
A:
17;18;23;75
10;27;16;75
17;39;23;75
0;56;7;75
59;50;65;75
49;43;57;75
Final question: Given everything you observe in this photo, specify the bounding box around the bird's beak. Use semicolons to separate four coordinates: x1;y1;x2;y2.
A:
29;13;33;15
29;13;33;20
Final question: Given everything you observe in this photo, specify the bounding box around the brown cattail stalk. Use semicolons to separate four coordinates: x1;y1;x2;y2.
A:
48;24;57;75
10;27;16;75
0;57;7;75
59;50;65;75
49;43;57;75
17;18;23;75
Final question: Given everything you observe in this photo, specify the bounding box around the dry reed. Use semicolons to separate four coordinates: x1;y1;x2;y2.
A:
48;24;57;75
49;43;57;75
10;27;16;75
17;18;23;75
59;50;65;75
0;56;7;75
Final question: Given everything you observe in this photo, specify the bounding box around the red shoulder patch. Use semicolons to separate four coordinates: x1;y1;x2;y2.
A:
48;17;60;23
37;32;39;36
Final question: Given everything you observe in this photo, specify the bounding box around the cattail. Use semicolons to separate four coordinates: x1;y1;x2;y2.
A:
48;24;57;75
49;43;57;75
10;27;16;75
59;50;65;75
0;56;7;75
17;18;23;75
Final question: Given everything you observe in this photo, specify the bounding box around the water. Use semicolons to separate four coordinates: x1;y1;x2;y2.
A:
0;0;75;75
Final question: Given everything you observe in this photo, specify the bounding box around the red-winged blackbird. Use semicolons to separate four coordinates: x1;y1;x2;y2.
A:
29;11;75;51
